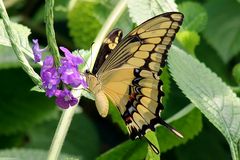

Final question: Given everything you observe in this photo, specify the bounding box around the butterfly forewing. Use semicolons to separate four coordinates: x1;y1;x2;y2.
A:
88;12;184;139
92;29;123;74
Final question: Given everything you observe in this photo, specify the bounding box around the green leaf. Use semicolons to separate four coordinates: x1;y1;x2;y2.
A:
161;67;171;105
175;118;230;160
81;90;95;101
195;37;231;84
157;104;202;153
0;46;19;69
27;113;100;160
145;132;160;160
176;30;200;55
203;0;240;63
108;102;128;134
0;19;32;58
168;46;240;159
0;148;80;160
178;2;208;32
97;140;147;160
33;0;70;23
0;133;25;148
233;63;240;84
68;1;102;49
0;69;58;135
30;85;45;92
127;0;178;25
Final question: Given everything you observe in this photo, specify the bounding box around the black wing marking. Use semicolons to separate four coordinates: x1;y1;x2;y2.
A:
92;28;123;74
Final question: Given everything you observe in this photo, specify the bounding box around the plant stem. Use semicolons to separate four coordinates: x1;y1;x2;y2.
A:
229;141;239;160
45;0;61;66
0;0;42;86
166;103;195;123
47;89;81;160
47;0;128;160
89;0;128;71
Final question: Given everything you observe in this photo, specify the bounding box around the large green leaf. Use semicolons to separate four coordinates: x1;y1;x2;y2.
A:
0;148;80;160
68;1;103;49
0;46;19;69
195;37;231;84
108;102;128;134
168;46;240;159
203;0;240;63
176;30;200;55
97;140;147;160
127;0;178;25
0;19;32;58
178;2;208;32
0;68;58;135
174;118;230;160
27;113;100;160
157;105;202;153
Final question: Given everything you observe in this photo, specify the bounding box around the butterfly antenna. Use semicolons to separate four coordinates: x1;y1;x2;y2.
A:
145;137;160;154
89;42;95;72
159;118;184;138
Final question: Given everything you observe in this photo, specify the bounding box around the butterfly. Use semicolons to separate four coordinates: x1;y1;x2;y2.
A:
85;12;184;153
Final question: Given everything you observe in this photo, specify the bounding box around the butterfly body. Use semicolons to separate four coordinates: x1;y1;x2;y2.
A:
85;12;184;140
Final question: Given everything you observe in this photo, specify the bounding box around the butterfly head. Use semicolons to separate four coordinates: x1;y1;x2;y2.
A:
85;69;91;74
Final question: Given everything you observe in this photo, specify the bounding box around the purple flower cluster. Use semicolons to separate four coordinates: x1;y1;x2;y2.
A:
32;39;87;109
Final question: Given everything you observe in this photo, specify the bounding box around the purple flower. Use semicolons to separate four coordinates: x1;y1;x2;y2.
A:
60;46;83;66
32;39;46;63
58;47;87;88
40;56;54;75
55;89;78;109
41;56;60;97
58;63;83;87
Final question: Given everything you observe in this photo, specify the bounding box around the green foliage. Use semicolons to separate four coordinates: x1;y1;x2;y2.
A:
174;119;230;160
127;0;178;25
204;0;240;63
169;46;240;159
145;131;160;160
108;102;128;134
161;67;171;105
176;30;200;55
0;19;32;57
68;1;102;49
0;148;79;160
233;63;240;84
33;0;70;22
178;2;208;32
0;46;19;69
97;140;147;160
1;0;239;159
195;37;231;84
27;113;100;160
0;69;58;135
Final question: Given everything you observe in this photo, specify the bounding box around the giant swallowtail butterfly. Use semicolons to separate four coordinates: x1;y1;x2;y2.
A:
85;12;184;153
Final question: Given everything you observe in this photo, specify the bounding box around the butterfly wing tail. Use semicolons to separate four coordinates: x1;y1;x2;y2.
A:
159;117;183;138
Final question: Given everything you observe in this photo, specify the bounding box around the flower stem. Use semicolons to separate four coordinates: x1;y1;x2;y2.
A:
88;0;128;71
0;0;42;86
47;89;81;160
45;0;61;66
229;141;239;160
47;0;128;160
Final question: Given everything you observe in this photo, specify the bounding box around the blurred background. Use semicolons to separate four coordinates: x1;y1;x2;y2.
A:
0;0;239;159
